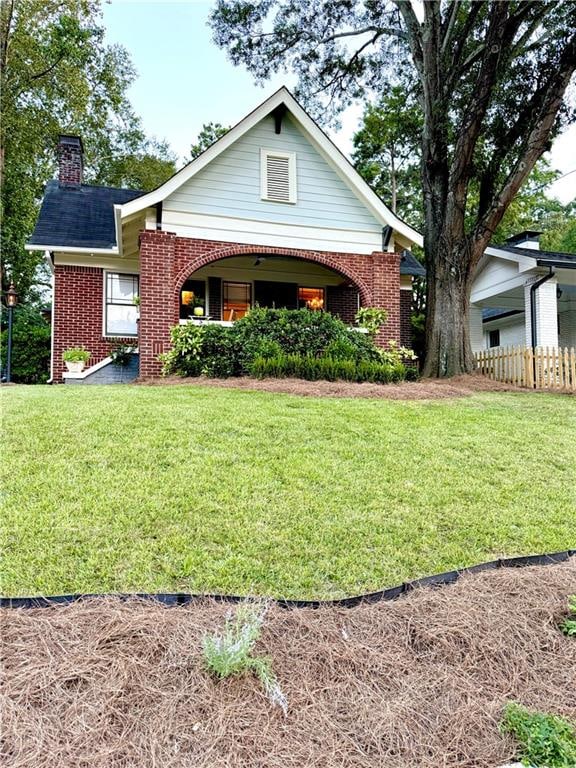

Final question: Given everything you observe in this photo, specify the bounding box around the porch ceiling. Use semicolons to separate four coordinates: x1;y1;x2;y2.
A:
474;268;576;310
189;254;350;288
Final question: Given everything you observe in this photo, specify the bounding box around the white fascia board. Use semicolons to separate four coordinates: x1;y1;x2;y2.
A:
114;206;123;257
25;243;119;255
117;87;423;248
484;246;537;272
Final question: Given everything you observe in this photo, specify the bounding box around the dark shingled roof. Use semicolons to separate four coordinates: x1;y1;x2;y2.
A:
482;307;522;322
492;244;576;268
400;249;426;276
28;180;143;250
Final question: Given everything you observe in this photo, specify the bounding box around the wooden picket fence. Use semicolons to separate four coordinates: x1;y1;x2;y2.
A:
475;346;576;391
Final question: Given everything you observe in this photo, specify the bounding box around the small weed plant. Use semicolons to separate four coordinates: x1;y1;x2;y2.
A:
560;595;576;637
202;601;288;715
500;702;576;767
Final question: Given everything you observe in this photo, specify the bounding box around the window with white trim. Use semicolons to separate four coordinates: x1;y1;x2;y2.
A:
105;272;139;336
260;149;297;203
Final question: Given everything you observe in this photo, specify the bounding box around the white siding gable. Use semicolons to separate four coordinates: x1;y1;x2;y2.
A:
471;255;527;303
162;113;384;254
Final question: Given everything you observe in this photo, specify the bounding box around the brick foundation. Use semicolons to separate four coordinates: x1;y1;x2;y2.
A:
53;265;136;382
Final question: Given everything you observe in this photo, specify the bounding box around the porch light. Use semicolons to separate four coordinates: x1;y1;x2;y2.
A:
6;283;18;307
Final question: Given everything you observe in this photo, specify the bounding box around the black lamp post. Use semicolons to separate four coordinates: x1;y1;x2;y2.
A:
5;283;18;383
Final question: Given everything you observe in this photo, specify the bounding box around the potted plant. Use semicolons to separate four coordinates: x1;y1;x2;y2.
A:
62;346;90;373
186;292;205;317
110;343;136;367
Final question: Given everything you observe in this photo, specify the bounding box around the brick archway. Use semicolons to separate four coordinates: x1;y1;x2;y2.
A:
138;231;400;377
173;243;372;307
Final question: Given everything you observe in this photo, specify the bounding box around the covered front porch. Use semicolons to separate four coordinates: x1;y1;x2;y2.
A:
470;264;576;353
177;254;362;325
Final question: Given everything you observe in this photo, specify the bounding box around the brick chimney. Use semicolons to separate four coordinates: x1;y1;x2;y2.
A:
57;135;83;187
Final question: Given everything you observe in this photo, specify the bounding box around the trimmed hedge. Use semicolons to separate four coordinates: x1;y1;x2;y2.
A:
251;354;406;383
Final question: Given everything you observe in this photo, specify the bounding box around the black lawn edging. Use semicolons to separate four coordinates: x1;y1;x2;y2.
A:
1;550;574;611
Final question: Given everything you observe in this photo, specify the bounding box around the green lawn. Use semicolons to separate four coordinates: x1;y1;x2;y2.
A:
1;384;574;598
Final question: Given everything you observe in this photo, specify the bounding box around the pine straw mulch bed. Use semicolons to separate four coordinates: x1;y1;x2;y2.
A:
136;372;532;400
2;560;575;768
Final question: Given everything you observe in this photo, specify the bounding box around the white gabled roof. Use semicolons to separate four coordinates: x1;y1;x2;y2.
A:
118;87;422;248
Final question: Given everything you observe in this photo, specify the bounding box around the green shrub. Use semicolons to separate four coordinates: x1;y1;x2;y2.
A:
159;323;204;376
355;307;388;336
234;307;378;368
62;346;90;363
160;323;237;377
110;343;136;366
500;702;576;767
325;333;381;363
202;602;287;715
198;324;238;377
0;306;51;384
251;353;405;384
161;309;407;381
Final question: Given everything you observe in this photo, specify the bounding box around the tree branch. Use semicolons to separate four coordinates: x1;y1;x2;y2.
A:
393;0;423;74
473;30;576;255
321;26;405;43
441;0;461;57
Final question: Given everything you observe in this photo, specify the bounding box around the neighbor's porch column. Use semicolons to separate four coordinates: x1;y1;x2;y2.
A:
469;304;484;353
139;230;177;378
523;276;558;348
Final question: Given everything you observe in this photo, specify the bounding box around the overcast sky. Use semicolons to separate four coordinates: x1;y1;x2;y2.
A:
102;0;576;204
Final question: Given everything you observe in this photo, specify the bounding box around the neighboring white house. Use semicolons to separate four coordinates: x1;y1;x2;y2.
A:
470;231;576;352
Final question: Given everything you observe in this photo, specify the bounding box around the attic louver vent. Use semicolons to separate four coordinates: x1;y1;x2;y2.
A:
266;155;290;201
261;149;296;203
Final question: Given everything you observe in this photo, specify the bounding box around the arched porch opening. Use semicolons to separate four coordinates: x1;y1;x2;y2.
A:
175;252;368;325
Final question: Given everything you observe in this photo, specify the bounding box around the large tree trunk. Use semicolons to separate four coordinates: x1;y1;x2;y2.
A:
422;245;474;378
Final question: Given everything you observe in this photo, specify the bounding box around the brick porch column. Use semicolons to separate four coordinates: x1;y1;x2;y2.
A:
139;230;177;378
371;251;401;347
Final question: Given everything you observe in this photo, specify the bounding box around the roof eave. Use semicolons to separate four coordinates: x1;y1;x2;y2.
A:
536;259;576;270
25;243;119;255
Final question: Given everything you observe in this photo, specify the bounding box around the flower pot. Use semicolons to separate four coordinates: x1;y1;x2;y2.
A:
193;306;204;317
65;360;85;373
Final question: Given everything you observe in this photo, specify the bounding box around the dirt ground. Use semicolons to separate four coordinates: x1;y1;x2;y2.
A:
137;372;536;400
2;560;575;768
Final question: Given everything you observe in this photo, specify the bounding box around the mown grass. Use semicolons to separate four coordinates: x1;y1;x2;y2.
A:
1;385;574;598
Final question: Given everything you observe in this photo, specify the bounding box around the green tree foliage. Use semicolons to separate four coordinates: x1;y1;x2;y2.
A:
210;1;576;377
541;209;576;254
0;0;176;302
352;86;422;225
87;127;176;192
0;305;51;383
189;122;230;160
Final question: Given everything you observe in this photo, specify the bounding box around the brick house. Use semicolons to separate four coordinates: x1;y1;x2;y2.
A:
27;87;424;383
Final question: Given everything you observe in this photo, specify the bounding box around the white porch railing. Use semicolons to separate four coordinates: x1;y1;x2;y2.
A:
475;345;576;391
